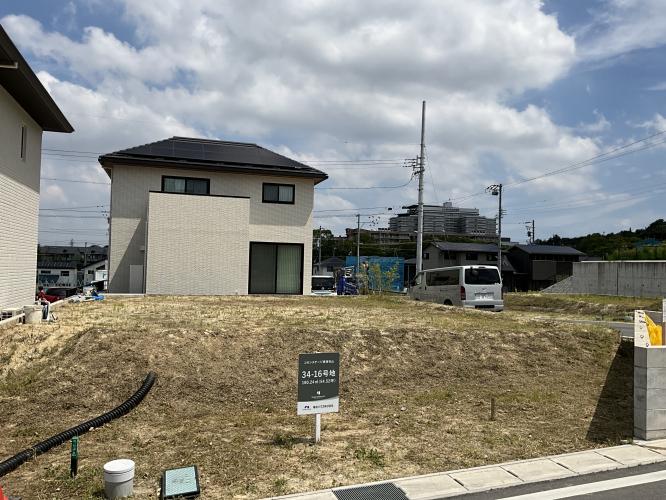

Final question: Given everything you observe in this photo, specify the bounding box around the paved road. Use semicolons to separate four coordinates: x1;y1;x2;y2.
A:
458;461;666;500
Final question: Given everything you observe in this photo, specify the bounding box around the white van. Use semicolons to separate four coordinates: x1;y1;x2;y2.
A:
409;265;503;311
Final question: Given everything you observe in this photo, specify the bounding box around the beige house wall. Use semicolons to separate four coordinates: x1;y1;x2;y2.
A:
108;164;314;294
0;84;43;309
145;192;250;295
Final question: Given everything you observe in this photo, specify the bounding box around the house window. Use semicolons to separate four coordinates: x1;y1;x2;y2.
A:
486;254;498;261
262;183;295;204
423;252;430;259
249;243;303;294
465;252;478;260
19;125;27;160
162;176;210;195
61;271;70;276
40;270;49;274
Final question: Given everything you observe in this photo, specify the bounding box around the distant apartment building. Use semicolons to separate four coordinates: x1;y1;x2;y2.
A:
388;202;497;237
0;26;73;310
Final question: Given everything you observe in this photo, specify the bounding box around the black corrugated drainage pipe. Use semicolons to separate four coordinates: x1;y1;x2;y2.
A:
0;371;157;477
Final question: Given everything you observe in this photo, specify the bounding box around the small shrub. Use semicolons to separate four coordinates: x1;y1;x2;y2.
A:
354;447;386;467
271;433;298;449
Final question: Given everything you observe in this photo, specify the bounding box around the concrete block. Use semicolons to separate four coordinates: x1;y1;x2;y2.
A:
596;445;664;466
634;367;666;389
552;451;620;473
635;427;666;440
502;460;573;482
395;474;467;499
449;467;521;490
635;346;666;368
634;387;666;410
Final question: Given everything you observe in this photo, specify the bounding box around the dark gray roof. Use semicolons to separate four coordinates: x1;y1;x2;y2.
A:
511;244;584;256
429;241;499;253
99;137;328;183
38;245;108;256
0;25;73;132
319;256;346;267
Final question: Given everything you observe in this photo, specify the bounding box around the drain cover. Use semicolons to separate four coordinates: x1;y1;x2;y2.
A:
334;483;408;500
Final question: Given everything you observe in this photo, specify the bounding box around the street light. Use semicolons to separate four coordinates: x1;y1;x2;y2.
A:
486;184;503;274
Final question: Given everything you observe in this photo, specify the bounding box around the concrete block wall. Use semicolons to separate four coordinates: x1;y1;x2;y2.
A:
635;345;666;440
547;261;666;297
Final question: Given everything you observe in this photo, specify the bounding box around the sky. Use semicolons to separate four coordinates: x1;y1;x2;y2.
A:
3;0;666;246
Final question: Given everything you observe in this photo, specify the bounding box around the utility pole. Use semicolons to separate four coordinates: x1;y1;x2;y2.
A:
317;226;322;270
486;184;503;274
416;100;426;274
356;214;361;277
532;219;535;244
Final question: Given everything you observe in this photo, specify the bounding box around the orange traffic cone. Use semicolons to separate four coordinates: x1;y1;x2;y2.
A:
0;484;7;500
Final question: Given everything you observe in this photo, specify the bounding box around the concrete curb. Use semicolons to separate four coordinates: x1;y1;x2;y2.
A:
266;440;666;499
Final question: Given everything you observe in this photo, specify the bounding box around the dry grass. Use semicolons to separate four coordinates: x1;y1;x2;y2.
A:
0;295;632;498
505;292;661;320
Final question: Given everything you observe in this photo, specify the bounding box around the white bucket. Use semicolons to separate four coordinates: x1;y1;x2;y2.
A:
23;305;42;324
104;459;135;499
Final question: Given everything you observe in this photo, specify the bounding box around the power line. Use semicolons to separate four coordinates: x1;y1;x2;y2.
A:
315;177;414;190
314;206;394;213
41;177;110;185
449;130;666;203
39;214;108;219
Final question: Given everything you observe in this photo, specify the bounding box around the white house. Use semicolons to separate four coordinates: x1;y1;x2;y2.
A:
99;137;328;295
0;25;73;310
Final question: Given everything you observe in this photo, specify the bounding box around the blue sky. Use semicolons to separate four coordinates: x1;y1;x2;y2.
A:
2;0;666;246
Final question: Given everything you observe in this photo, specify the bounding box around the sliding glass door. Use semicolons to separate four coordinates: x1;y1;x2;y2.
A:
249;243;303;294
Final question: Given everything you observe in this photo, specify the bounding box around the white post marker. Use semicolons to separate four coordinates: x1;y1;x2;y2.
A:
297;352;340;444
314;413;321;443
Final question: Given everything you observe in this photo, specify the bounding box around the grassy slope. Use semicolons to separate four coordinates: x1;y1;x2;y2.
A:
505;292;661;320
0;296;632;498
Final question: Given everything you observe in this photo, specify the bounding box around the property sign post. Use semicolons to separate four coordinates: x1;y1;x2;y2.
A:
297;352;340;443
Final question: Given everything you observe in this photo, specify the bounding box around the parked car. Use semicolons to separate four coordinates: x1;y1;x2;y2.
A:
311;275;336;296
409;265;503;311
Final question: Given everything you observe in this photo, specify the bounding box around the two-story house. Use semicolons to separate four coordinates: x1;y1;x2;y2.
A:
0;25;73;312
99;137;328;295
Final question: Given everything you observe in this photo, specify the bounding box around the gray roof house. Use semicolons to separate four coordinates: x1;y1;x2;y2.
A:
507;244;585;291
99;137;328;295
423;241;501;269
0;25;73;311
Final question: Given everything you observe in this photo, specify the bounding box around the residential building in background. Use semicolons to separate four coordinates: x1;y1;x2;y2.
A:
312;256;346;277
100;136;327;295
508;244;585;291
36;245;107;287
389;202;497;238
0;25;73;311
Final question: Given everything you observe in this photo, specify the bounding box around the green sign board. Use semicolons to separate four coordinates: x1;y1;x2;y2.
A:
297;352;340;415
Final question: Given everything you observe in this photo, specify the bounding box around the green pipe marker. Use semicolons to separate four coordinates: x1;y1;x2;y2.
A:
70;436;79;478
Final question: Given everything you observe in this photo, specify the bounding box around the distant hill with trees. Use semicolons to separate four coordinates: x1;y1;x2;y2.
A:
537;219;666;260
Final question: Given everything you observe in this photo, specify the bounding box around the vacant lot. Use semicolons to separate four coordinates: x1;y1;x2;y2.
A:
0;295;632;498
505;292;661;320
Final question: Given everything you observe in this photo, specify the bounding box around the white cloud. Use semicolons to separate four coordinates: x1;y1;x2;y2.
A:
576;110;611;133
578;0;666;60
1;1;619;239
